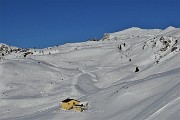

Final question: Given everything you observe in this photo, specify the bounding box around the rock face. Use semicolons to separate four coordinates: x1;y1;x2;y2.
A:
0;44;32;59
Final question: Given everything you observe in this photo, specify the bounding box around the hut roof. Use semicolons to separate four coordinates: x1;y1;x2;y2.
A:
62;98;79;103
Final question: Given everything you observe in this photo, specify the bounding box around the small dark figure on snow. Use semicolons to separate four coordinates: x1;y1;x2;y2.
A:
118;45;122;51
135;67;139;72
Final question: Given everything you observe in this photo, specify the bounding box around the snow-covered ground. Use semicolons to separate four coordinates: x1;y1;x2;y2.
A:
0;26;180;120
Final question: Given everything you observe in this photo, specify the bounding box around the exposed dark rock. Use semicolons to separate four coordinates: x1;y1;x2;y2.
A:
171;47;178;52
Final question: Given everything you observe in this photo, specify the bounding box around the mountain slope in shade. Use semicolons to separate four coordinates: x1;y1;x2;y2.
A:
0;27;180;120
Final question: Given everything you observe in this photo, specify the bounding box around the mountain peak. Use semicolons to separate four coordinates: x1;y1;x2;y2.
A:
165;26;176;30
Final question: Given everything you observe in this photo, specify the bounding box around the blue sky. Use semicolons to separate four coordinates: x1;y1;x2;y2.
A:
0;0;180;48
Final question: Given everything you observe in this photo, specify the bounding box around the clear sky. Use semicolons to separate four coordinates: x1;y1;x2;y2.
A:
0;0;180;48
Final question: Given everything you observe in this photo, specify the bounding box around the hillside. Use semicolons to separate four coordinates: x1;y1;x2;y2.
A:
0;26;180;120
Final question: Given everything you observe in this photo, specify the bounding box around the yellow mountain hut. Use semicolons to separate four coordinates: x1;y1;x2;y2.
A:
61;98;80;110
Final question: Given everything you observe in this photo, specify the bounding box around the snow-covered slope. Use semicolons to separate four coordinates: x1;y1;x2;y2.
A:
0;27;180;120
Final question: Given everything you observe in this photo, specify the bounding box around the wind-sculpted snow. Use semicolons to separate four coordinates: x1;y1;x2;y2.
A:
0;27;180;120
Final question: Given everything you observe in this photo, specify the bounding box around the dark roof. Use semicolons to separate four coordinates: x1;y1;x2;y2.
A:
62;99;74;102
62;98;79;103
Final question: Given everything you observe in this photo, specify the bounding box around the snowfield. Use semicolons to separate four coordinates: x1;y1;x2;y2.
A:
0;26;180;120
